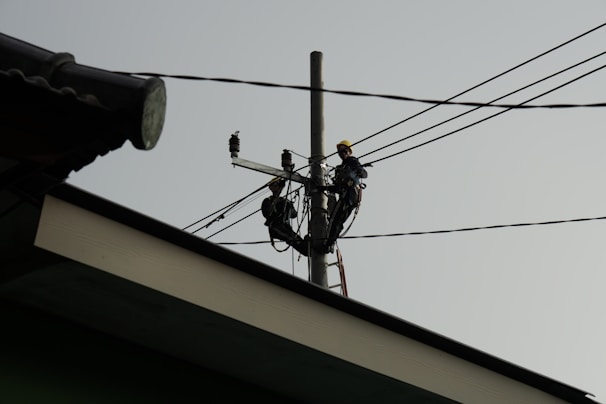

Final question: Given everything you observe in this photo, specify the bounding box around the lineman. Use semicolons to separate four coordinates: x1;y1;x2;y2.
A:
324;140;368;253
261;177;309;256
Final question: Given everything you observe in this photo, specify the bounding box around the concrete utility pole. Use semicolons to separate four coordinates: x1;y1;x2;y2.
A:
309;51;328;287
229;51;330;289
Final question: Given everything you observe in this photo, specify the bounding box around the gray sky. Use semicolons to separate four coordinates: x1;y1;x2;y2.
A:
3;1;606;400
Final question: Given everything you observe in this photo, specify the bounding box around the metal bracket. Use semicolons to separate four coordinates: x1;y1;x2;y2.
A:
231;157;308;185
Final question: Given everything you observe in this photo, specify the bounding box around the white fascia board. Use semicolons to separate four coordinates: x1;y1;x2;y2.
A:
34;194;569;404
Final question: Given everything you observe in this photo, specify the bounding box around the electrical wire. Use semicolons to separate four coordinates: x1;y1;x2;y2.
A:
216;213;606;245
226;188;270;216
202;184;306;240
119;23;606;201
206;50;606;244
182;22;606;245
340;21;606;153
206;209;260;239
358;50;606;161
342;215;606;239
114;20;606;114
183;181;269;234
185;145;309;236
364;62;606;167
115;71;606;110
308;23;606;167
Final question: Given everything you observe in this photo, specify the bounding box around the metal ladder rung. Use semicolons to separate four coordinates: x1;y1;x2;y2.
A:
329;248;348;296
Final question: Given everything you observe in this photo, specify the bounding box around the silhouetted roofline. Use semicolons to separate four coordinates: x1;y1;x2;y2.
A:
46;184;595;404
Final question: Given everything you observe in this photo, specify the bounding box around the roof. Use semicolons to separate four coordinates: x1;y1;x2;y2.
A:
0;32;166;202
0;33;597;403
0;183;592;403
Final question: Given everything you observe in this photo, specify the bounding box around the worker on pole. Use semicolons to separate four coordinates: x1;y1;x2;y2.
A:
323;139;368;253
261;177;309;256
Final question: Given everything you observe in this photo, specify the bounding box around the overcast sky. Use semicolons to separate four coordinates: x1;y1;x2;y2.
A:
3;1;606;401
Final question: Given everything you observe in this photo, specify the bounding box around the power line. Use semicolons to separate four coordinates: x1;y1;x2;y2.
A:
342;215;606;239
192;183;306;239
114;19;606;113
115;23;606;185
347;21;606;151
206;209;260;239
115;70;606;110
183;181;269;233
313;22;606;166
358;50;606;161
188;57;606;241
364;62;606;167
208;59;606;238
182;22;606;244
216;213;606;245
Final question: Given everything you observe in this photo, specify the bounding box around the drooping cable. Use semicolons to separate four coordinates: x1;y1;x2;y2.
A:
365;62;606;167
113;22;606;114
203;184;305;240
206;209;260;240
183;181;269;234
217;213;606;245
359;50;606;161
346;21;606;152
113;73;606;110
180;22;606;246
342;215;606;239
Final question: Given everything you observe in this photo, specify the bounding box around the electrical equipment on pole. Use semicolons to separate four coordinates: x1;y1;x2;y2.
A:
228;51;356;296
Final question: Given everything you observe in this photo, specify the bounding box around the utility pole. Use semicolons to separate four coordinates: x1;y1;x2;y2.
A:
228;51;330;290
309;51;328;287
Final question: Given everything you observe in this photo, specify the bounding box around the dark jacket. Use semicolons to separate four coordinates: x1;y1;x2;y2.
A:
261;196;297;227
334;156;367;190
333;156;367;206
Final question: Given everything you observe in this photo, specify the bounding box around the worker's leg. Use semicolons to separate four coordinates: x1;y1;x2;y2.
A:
271;224;309;256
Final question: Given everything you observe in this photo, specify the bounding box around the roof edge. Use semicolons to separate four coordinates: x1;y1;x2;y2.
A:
47;183;595;403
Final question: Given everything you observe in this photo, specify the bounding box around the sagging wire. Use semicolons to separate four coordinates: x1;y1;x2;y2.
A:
365;61;606;167
358;50;606;162
346;21;606;154
115;72;606;110
190;145;310;238
183;181;269;234
206;209;260;240
217;213;606;245
208;183;306;242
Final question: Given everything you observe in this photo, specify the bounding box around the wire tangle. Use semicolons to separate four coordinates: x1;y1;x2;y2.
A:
183;21;606;247
191;182;306;240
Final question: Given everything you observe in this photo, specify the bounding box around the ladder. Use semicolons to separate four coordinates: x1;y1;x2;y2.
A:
328;248;348;296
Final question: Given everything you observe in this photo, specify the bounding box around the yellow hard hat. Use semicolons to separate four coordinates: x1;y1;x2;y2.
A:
336;139;353;152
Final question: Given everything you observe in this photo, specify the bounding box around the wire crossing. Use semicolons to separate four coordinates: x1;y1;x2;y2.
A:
205;49;606;242
115;70;606;110
348;21;606;152
181;22;606;245
358;50;606;161
182;181;269;234
115;20;606;116
364;62;606;167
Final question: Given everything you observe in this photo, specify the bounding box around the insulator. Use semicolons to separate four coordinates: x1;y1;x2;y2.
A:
229;132;240;157
281;149;293;171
